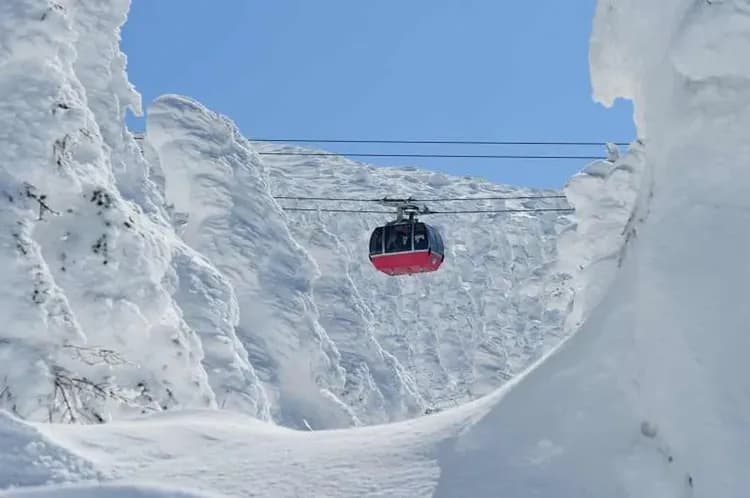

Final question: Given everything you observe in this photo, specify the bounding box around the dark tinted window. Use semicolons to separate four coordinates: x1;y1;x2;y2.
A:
369;227;384;254
384;223;412;253
413;223;429;250
428;225;444;255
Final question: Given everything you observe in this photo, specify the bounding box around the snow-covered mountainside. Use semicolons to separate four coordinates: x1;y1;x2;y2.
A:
142;93;582;428
0;0;237;423
0;137;642;495
1;0;594;431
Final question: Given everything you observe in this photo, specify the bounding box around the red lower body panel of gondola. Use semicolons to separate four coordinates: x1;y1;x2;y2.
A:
370;250;444;276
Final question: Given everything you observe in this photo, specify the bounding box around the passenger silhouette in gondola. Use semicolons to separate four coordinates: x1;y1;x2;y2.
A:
386;225;410;252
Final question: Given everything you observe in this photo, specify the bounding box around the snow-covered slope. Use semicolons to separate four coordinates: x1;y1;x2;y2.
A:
142;93;581;427
1;0;584;431
438;0;750;496
0;0;216;422
0;92;732;497
0;388;513;498
258;140;576;408
4;483;219;498
0;137;643;496
0;0;276;425
145;96;353;428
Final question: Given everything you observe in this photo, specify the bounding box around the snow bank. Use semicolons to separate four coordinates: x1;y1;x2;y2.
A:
27;407;465;498
0;411;98;489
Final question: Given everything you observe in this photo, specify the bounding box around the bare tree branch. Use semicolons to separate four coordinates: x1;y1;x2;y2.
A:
62;344;133;367
24;183;59;221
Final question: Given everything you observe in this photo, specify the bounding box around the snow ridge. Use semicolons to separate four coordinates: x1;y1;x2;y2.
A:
146;95;353;428
556;140;645;334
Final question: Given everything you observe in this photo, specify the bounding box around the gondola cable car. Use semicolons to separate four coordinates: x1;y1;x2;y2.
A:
368;199;445;276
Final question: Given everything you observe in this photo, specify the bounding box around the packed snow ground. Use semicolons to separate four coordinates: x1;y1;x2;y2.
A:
0;352;545;498
4;484;218;498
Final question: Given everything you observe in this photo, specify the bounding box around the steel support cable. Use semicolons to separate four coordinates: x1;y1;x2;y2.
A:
252;138;630;146
258;151;604;160
272;194;567;203
278;207;574;215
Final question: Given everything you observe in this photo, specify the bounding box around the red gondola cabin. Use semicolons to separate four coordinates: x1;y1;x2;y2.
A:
368;221;445;275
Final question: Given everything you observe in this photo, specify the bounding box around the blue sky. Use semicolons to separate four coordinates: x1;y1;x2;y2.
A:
122;1;635;189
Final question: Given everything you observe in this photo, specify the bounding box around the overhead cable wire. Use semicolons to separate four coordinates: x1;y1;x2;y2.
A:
278;207;574;215
408;194;567;202
272;195;388;203
252;138;630;146
427;207;574;214
272;194;567;202
258;152;604;160
278;208;394;214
